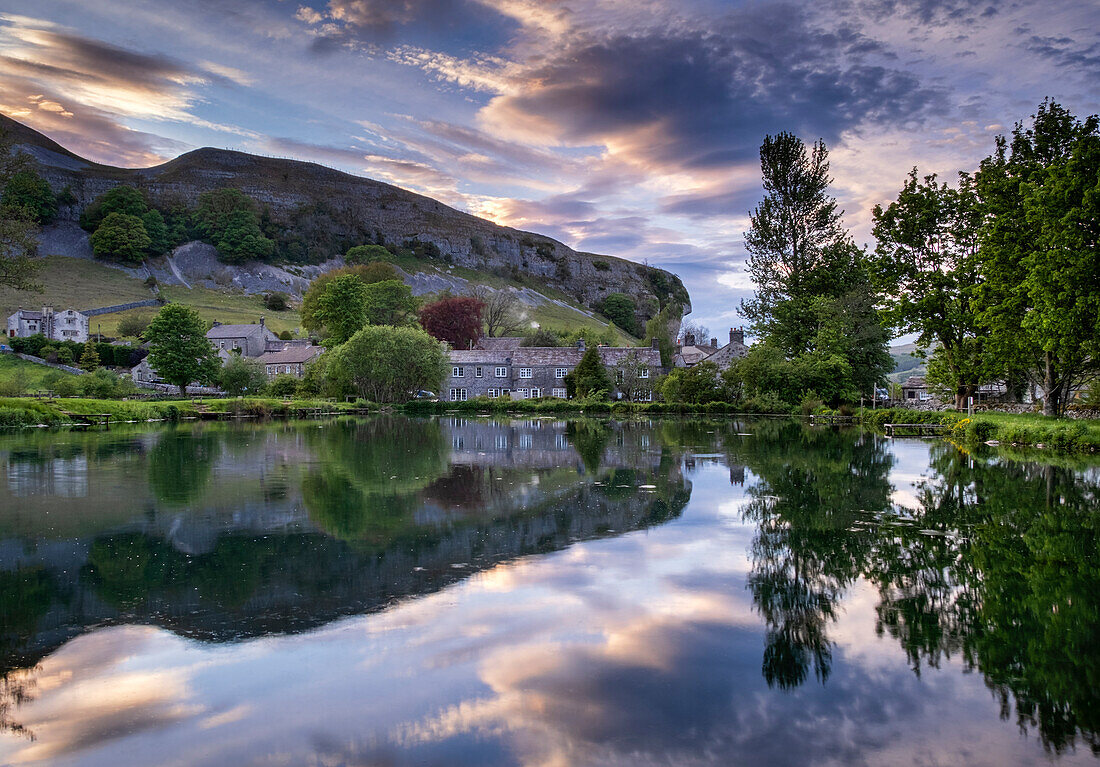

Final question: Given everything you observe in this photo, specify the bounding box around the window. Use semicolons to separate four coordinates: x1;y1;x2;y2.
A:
285;365;292;374
552;387;567;399
555;368;568;379
452;436;464;449
453;366;465;377
516;388;529;398
615;370;624;384
518;368;532;378
530;388;541;398
639;368;649;378
449;388;468;401
475;366;483;377
495;367;508;377
519;434;533;449
495;434;509;450
907;391;916;400
635;389;653;402
487;388;499;399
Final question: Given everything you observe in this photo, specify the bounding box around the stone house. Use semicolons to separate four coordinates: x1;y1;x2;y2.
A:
7;306;89;343
131;348;233;385
206;318;279;357
901;376;932;403
672;328;748;369
256;345;324;379
442;339;661;402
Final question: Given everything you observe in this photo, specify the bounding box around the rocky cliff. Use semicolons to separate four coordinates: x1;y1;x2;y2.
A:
2;115;690;326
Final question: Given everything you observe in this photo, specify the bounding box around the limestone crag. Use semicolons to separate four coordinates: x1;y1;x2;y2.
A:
4;114;690;325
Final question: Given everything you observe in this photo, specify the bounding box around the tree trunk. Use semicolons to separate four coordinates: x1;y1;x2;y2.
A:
1041;352;1063;417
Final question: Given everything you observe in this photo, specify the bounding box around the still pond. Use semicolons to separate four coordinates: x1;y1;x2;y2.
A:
0;416;1097;766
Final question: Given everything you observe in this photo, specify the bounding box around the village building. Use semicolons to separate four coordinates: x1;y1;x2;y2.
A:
672;328;749;370
131;348;233;386
7;306;89;343
442;339;661;402
206;318;279;357
900;375;932;402
256;344;324;379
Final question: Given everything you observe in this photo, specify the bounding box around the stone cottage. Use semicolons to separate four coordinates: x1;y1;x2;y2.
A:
256;344;324;379
7;306;89;343
442;339;661;402
206;318;279;357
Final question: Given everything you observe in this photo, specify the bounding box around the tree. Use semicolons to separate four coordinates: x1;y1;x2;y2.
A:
973;100;1100;415
304;274;368;346
740;132;891;402
219;355;267;396
90;212;151;264
269;374;299;397
566;346;611;399
116;313;151;339
345;244;393;264
679;319;711;345
362;279;418;326
598;293;637;335
871;170;987;409
418;296;485;348
80;186;147;230
471;285;524;337
79;339;101;372
329;325;446;402
195;189;274;264
659;362;722;403
140;209;170;256
146;303;222;394
2;170;56;223
522;328;560;347
610;351;654;401
0;129;41;292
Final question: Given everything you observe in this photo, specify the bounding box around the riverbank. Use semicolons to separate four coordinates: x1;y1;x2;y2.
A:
3;395;1098;453
0;396;375;427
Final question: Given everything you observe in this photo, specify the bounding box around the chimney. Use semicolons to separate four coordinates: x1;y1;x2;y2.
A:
212;320;221;327
685;333;696;346
577;338;586;352
710;337;717;348
260;316;265;327
730;327;745;346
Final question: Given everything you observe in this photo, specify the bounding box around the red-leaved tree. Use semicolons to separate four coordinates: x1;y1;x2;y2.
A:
418;296;485;348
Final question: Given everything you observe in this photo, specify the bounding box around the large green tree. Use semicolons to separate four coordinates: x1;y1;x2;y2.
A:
146;304;222;394
219;354;268;396
362;279;418;326
90;212;151;264
740;133;891;403
871;170;987;408
2;169;56;224
329;325;446;402
195;188;274;264
973;101;1100;415
566;346;612;399
304;274;368;345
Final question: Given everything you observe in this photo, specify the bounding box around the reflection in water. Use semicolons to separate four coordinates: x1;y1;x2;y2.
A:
0;418;1097;764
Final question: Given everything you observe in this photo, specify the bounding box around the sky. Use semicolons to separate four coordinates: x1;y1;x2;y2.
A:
0;0;1098;335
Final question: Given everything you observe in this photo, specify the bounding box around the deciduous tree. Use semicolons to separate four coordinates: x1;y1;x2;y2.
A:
362;279;418;326
330;325;446;402
418;296;484;348
146;304;221;394
90;212;151;264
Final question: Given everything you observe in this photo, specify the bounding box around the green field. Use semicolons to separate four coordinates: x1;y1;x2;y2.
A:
0;353;81;393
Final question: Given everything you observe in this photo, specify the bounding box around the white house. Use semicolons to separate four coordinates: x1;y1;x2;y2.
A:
7;306;89;343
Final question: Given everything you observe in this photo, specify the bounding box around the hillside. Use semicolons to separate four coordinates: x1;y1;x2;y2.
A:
1;114;689;338
888;341;928;383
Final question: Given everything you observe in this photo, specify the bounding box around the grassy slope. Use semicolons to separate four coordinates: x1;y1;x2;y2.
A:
0;353;81;390
2;255;633;343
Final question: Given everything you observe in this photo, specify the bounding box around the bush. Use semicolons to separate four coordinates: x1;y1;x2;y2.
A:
264;292;289;311
800;393;824;416
593;260;611;271
117;313;151;339
269;374;299;397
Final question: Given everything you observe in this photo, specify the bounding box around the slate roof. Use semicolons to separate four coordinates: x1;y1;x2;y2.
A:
449;346;661;367
257;346;324;365
10;310;43;320
206;323;274;339
706;340;749;368
475;336;524;351
902;376;927;388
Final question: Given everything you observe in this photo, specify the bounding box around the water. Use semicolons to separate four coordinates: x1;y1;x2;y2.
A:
0;416;1097;766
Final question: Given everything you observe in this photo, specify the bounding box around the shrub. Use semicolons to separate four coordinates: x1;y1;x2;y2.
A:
593;260;611;271
800;393;824;416
264;292;289;311
269;374;299;397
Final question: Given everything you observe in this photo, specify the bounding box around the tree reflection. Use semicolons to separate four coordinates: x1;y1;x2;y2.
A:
147;427;220;505
733;423;894;689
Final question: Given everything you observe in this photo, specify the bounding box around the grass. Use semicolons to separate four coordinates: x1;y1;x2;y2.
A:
1;256;303;337
0;354;81;393
0;395;375;427
860;407;1100;452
